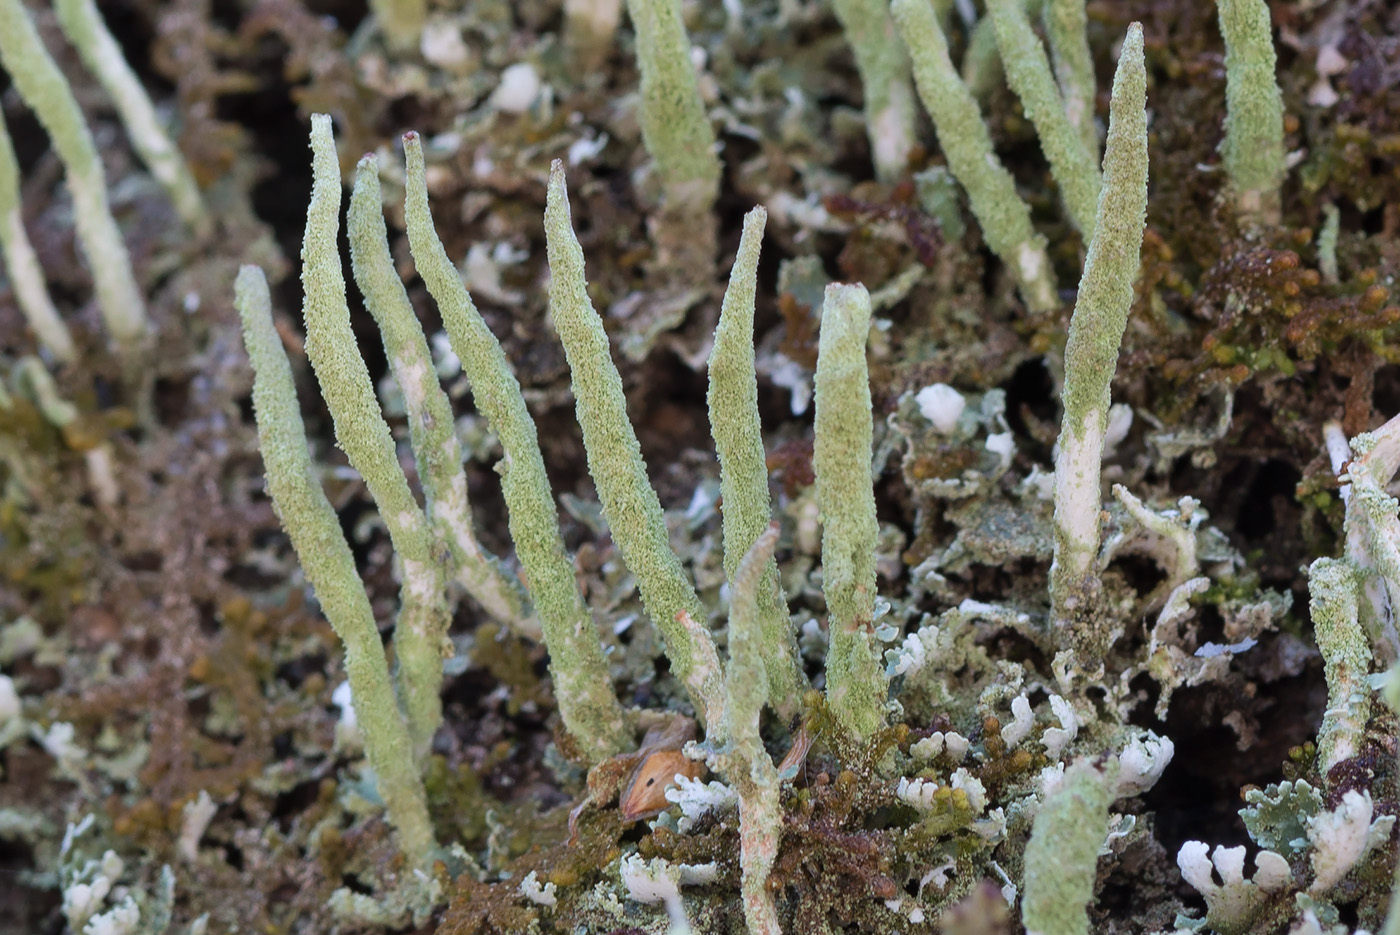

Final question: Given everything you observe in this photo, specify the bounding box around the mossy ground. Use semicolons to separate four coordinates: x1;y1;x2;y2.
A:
1;0;1399;932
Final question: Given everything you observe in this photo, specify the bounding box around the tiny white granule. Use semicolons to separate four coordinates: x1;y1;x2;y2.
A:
915;383;965;435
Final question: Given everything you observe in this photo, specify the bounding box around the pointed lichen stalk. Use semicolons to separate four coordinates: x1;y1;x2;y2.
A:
0;0;147;350
347;154;537;642
814;283;887;743
402;138;630;763
891;0;1058;312
708;207;805;719
1216;0;1286;227
830;0;918;181
987;0;1101;239
543;160;727;734
301;116;449;760
0;109;74;362
54;0;209;239
1049;24;1148;646
234;265;436;873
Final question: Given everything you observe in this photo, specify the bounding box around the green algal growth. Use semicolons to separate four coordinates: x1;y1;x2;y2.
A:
1049;23;1147;644
1022;759;1117;935
347;154;535;641
234;265;435;873
707;207;804;718
0;109;73;362
830;0;918;181
892;0;1058;312
1217;0;1286;226
813;283;886;743
544;161;728;732
0;0;147;349
987;0;1101;238
54;0;209;239
300;117;450;760
403;137;630;763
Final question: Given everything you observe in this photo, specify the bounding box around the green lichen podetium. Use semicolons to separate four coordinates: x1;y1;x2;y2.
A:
1216;0;1286;226
302;115;449;761
54;0;209;239
234;265;436;873
707;207;805;719
719;524;783;935
0;108;74;363
987;0;1101;239
1308;558;1370;775
891;0;1058;312
1021;758;1117;935
1049;24;1147;644
1044;0;1098;161
346;154;537;643
544;160;727;734
402;137;630;763
830;0;918;182
625;0;721;214
0;0;147;349
813;283;886;744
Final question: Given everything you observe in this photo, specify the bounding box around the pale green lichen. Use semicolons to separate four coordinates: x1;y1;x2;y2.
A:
1049;23;1147;643
714;524;783;935
234;265;436;873
0;0;146;349
892;0;1058;312
830;0;918;181
707;206;804;718
302;116;449;760
813;283;886;742
403;137;630;764
347;153;536;641
625;0;720;215
1308;558;1370;774
1044;0;1097;161
54;0;209;239
987;0;1101;238
544;160;727;732
0;108;73;362
1022;758;1117;935
1217;0;1286;226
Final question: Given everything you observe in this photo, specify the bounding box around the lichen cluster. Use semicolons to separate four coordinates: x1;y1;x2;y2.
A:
3;0;1400;934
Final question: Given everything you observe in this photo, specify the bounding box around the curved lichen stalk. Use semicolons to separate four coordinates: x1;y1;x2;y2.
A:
402;137;631;763
0;0;147;350
0;109;74;362
301;117;449;761
234;265;436;874
891;0;1058;312
347;154;537;641
544;161;728;734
